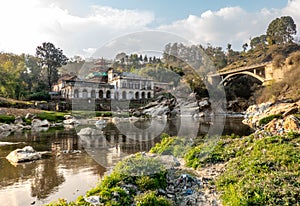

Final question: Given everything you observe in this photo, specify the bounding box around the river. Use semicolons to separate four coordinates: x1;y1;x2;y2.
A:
0;116;251;206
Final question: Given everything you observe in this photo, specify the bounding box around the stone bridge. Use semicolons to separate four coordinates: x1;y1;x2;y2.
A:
208;62;285;86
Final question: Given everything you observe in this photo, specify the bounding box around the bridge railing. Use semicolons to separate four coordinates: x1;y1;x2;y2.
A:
209;61;271;77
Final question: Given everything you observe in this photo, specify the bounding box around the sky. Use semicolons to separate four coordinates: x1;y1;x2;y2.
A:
0;0;298;58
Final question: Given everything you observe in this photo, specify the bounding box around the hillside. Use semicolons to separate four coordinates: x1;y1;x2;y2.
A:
220;43;300;72
256;50;300;103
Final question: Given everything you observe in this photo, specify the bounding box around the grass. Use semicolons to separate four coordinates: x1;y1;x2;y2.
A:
258;114;283;126
149;133;192;157
216;132;300;205
149;132;300;205
47;153;170;206
46;129;300;206
0;114;15;124
36;111;68;123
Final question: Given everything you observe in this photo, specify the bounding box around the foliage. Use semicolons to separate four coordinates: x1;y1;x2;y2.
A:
258;114;283;126
135;191;172;206
216;134;300;205
36;42;68;91
184;135;240;169
114;153;166;177
0;53;27;99
150;133;192;157
28;91;51;101
250;35;267;49
267;16;297;45
48;154;167;206
36;111;67;123
0;114;15;124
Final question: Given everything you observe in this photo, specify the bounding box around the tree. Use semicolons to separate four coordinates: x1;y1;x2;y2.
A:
266;16;296;45
242;43;248;52
36;42;68;91
250;35;267;49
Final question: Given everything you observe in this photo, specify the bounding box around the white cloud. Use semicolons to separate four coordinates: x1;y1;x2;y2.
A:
158;6;283;50
158;1;300;50
1;0;300;58
0;0;154;57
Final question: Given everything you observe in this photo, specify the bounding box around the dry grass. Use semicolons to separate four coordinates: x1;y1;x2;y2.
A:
0;107;43;117
257;65;300;103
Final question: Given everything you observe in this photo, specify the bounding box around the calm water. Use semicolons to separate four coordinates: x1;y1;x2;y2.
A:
0;116;251;206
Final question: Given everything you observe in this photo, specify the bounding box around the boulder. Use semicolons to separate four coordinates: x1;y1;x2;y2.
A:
243;100;300;131
14;116;24;125
31;119;50;127
0;124;12;132
283;115;300;132
63;118;79;125
6;146;41;163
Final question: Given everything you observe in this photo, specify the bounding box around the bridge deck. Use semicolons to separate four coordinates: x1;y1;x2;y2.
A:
209;62;270;77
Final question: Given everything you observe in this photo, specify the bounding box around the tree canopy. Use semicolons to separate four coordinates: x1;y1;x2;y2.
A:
266;16;296;45
36;42;68;91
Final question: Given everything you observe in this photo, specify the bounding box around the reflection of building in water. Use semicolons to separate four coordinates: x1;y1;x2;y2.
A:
51;131;82;152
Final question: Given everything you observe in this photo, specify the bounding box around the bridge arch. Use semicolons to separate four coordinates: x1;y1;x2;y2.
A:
219;71;265;85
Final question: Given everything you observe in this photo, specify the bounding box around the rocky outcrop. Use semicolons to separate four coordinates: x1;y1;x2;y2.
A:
6;146;42;163
31;119;50;127
243;100;300;134
133;95;211;118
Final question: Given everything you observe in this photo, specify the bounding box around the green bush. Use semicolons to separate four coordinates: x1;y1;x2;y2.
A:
0;114;15;124
150;133;191;157
134;191;172;206
37;111;67;123
258;114;282;126
28;91;51;101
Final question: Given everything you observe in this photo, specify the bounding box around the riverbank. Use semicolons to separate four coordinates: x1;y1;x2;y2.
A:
45;98;300;206
46;127;299;206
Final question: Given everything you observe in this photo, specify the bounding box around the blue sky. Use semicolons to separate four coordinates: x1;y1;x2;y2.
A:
0;0;297;58
88;0;287;25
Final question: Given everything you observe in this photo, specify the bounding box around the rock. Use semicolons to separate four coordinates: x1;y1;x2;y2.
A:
156;155;180;169
77;127;103;136
283;115;300;132
63;118;79;125
14;116;24;125
25;113;35;119
243;100;300;132
198;98;210;109
64;115;73;120
31;119;50;127
84;196;100;205
6;146;42;163
283;107;299;117
0;124;12;132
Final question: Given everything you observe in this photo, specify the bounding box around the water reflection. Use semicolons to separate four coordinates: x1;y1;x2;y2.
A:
0;129;105;206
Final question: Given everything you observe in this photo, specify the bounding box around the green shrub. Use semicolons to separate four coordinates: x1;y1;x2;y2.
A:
37;111;66;123
28;91;51;101
150;134;191;157
258;114;282;126
134;191;172;206
0;114;15;124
